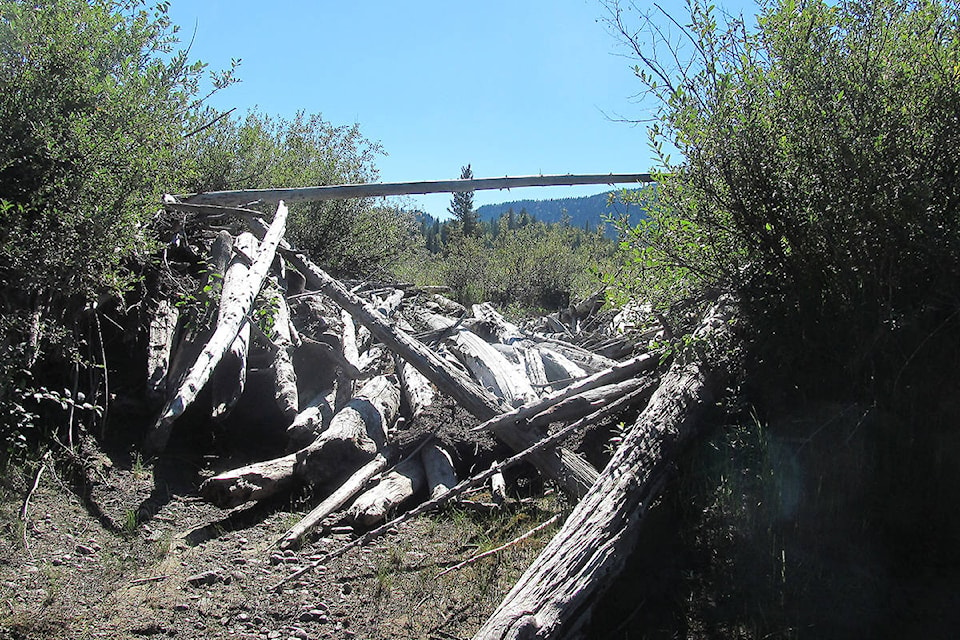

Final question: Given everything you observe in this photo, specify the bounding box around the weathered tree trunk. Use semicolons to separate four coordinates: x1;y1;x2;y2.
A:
262;283;298;421
535;347;588;382
397;357;435;419
518;346;550;390
211;233;258;420
347;455;426;526
199;375;399;508
277;452;389;550
146;299;179;401
147;202;288;453
295;375;400;486
448;330;538;407
472;302;525;344
524;378;655;431
532;337;617;374
472;300;735;640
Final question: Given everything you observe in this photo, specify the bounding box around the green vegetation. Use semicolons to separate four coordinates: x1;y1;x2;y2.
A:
608;0;960;409
395;208;619;312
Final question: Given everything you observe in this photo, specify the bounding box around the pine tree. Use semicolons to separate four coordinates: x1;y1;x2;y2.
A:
448;164;479;237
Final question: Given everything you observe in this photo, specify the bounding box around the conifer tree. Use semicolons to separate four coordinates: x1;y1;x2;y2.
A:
448;164;479;237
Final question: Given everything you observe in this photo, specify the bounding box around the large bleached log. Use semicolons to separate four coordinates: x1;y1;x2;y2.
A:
536;347;588;382
518;346;550;390
472;302;525;344
211;232;257;420
448;330;538;407
262;282;299;421
242;221;599;498
146;299;179;401
199;375;399;508
295;375;400;486
472;300;735;640
531;337;618;374
347;455;426;526
147;202;288;452
397;356;435;419
277;452;389;550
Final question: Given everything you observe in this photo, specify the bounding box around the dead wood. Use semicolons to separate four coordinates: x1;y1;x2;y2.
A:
294;375;400;486
448;330;538;407
524;378;656;431
285;388;336;452
472;300;735;640
211;232;257;420
531;337;618;374
397;356;435;419
146;202;288;453
272;381;651;592
472;303;525;344
261;282;298;421
146;299;179;401
276;452;390;550
199;375;399;508
421;442;457;499
242;219;599;497
347;454;426;526
535;347;588;382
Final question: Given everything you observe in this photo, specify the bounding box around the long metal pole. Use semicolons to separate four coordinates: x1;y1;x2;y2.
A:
181;172;655;206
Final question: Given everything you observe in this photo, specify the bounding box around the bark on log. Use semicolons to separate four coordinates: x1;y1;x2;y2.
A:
347;455;426;526
448;330;538;407
277;452;389;550
146;299;179;401
472;300;735;640
524;378;654;431
421;442;457;499
531;338;617;374
243;219;599;497
211;233;257;420
147;202;288;453
518;346;550;391
200;375;399;508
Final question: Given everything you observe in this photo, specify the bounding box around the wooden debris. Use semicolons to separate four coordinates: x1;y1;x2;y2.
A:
472;300;735;640
146;299;179;401
262;282;299;421
347;454;426;526
421;442;457;499
448;330;538;407
277;452;390;550
146;202;288;453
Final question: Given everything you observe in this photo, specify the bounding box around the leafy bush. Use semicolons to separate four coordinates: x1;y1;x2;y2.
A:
608;0;960;401
183;109;412;277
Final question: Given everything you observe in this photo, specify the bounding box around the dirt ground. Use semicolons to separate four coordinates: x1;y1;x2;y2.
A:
0;439;566;640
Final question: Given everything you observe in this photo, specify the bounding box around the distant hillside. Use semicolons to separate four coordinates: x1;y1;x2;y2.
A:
475;189;651;232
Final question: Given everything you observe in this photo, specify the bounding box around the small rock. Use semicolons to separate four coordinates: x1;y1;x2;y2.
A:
51;558;63;566
236;612;250;622
75;544;96;555
186;571;222;587
341;583;352;595
286;628;308;639
268;631;282;639
269;554;284;566
232;557;247;565
173;603;189;611
298;610;327;622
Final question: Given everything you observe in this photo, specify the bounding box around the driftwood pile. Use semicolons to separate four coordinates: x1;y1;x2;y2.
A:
143;197;734;639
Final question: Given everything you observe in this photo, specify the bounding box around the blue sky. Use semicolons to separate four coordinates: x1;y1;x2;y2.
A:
167;0;755;218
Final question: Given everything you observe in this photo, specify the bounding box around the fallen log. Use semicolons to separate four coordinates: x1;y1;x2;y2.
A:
295;375;400;486
243;219;599;497
536;347;588;382
262;282;299;421
472;303;525;344
146;299;179;401
531;337;617;374
396;357;435;419
199;375;399;508
472;299;735;640
524;378;655;431
518;346;550;391
211;233;257;420
347;454;426;526
146;202;288;453
276;452;390;550
285;388;336;452
448;330;538;407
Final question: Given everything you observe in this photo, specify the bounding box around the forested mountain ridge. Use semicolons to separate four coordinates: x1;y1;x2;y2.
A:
475;188;650;231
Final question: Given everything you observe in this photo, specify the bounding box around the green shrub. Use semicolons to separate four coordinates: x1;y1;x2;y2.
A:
608;0;960;401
